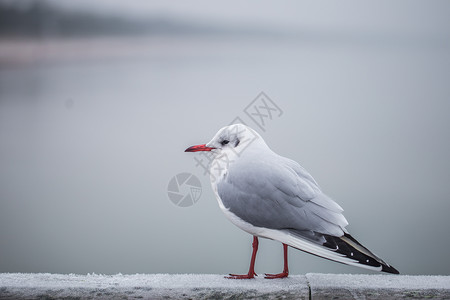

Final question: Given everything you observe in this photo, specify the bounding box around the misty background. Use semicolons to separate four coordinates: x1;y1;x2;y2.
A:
0;0;449;276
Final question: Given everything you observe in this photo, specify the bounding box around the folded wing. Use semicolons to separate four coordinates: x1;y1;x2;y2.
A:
217;153;399;274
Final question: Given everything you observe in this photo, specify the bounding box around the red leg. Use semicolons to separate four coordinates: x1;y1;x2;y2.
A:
265;243;289;279
226;236;259;279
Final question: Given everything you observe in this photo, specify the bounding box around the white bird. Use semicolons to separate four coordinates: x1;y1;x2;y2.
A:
185;124;399;278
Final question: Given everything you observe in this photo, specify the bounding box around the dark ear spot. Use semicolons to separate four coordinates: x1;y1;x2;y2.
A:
234;139;240;147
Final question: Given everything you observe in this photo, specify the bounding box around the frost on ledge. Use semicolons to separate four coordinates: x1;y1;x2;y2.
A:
0;273;449;299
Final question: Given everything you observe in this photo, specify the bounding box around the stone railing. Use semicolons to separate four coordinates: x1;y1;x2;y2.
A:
0;273;449;299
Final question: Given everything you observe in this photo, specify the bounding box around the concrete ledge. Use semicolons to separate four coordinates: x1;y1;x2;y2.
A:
0;273;310;300
0;273;449;299
306;273;450;300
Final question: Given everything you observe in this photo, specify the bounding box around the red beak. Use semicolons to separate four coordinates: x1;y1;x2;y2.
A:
185;144;216;152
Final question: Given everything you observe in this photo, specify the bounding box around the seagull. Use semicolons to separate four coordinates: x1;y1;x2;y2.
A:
185;124;399;278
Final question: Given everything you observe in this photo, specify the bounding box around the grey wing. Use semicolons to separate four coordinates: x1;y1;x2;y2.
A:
281;156;347;215
217;155;348;237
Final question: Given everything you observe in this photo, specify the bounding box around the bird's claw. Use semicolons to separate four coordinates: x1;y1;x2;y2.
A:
264;272;289;279
226;272;257;279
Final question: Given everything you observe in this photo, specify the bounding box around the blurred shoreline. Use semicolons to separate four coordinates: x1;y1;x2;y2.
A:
0;34;304;69
0;36;192;68
1;33;449;69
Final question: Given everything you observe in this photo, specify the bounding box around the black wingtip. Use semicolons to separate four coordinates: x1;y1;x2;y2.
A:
321;233;400;274
342;233;400;274
382;264;400;274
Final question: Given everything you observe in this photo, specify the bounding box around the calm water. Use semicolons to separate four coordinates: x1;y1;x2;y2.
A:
1;35;449;275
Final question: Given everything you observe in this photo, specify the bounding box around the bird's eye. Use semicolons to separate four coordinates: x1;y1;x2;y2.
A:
221;140;229;146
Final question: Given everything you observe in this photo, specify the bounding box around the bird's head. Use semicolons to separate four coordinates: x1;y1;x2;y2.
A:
185;124;261;154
